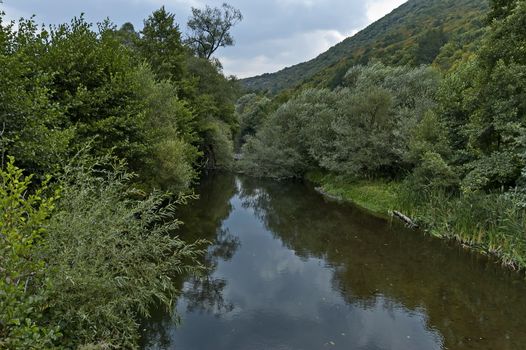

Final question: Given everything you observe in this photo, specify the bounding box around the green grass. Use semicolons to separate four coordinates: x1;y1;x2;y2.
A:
306;171;400;216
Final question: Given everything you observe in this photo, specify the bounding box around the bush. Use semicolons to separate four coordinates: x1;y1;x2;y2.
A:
44;155;206;348
407;151;459;194
0;157;62;349
239;96;317;178
1;156;206;348
235;94;273;149
202;120;235;170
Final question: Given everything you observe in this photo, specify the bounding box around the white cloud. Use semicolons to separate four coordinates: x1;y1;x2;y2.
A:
221;28;354;78
220;55;283;79
138;0;204;6
365;0;407;22
277;0;317;9
222;0;408;77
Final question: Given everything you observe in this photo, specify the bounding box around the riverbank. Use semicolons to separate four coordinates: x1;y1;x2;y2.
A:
305;171;400;217
306;171;526;272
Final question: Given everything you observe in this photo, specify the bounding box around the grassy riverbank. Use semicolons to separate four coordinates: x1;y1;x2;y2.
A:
305;171;400;216
306;171;526;271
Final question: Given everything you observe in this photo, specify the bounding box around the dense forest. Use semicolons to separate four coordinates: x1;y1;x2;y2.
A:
242;0;488;93
0;4;242;349
238;0;526;270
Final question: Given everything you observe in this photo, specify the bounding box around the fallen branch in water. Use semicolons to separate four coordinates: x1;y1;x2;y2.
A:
392;210;418;228
314;187;343;201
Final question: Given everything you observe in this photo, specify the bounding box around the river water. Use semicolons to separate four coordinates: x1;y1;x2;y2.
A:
142;173;526;350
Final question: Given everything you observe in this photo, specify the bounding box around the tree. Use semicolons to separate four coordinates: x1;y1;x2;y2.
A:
235;94;272;148
240;63;440;179
0;16;74;176
415;27;448;64
140;6;186;81
40;17;149;172
181;55;239;170
114;22;139;49
453;0;526;191
488;0;517;21
186;3;242;60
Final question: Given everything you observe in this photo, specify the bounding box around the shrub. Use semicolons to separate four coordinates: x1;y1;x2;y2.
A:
408;151;459;194
0;157;61;349
1;156;206;348
44;155;206;348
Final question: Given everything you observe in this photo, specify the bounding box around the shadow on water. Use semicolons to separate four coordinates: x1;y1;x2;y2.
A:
142;173;526;350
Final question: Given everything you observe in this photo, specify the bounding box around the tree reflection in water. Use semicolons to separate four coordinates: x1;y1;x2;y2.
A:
143;174;526;350
141;173;239;348
183;228;240;316
236;176;526;350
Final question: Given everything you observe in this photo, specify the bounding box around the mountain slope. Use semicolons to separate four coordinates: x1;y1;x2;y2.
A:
241;0;488;93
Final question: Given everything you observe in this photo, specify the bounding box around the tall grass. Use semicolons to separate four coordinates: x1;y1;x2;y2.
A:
306;171;400;216
398;184;526;269
309;172;526;270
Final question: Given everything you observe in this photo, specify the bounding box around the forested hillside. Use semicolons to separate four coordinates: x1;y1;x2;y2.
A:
242;0;487;93
238;0;526;271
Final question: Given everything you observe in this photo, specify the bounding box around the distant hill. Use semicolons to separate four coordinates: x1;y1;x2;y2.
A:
241;0;488;93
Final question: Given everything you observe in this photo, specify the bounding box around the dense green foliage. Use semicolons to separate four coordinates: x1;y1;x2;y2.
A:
0;4;241;348
45;157;206;348
0;8;239;189
0;156;206;349
3;0;526;345
239;0;526;270
242;0;488;93
241;63;440;179
0;157;61;348
235;94;274;150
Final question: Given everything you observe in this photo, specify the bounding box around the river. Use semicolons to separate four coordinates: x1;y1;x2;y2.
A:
142;173;526;350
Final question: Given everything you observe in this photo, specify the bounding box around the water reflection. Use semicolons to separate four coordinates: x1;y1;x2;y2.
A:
143;173;526;350
183;228;240;316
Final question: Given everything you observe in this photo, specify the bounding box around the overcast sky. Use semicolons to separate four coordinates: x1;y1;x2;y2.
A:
1;0;407;78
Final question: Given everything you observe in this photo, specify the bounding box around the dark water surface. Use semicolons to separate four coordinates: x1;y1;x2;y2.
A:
142;173;526;350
